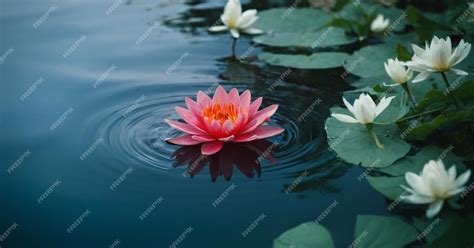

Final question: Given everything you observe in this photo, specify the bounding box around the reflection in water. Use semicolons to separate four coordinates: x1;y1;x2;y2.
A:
172;140;277;181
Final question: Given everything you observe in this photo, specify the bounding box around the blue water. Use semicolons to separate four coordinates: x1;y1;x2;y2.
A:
1;1;390;247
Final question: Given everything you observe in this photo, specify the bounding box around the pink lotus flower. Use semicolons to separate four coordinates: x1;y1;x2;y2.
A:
165;86;284;155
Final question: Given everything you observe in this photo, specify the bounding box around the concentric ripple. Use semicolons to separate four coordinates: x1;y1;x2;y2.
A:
83;82;335;179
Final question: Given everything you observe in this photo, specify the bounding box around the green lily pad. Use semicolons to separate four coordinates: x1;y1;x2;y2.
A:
353;215;419;248
377;145;467;177
407;109;474;140
428;215;474;247
343;43;395;78
412;211;461;244
273;222;335;248
367;145;468;201
259;52;349;69
254;8;331;34
367;176;406;200
325;107;411;167
255;27;357;48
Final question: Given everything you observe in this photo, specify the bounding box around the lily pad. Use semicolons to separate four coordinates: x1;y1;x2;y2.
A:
255;27;357;49
273;222;335;248
367;146;468;200
325;107;411;167
353;215;418;248
412;211;461;244
254;8;331;34
377;145;467;177
367;176;406;200
343;43;395;78
259;52;349;69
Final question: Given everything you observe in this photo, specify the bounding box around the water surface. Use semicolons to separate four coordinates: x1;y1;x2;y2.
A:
1;1;391;247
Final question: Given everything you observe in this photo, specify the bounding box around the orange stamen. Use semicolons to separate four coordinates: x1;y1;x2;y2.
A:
202;103;239;124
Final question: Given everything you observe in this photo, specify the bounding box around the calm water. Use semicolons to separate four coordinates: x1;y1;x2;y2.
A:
1;1;390;247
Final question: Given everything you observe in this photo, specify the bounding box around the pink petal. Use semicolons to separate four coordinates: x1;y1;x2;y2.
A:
197;91;212;107
185;97;203;116
201;141;224;155
213;86;228;105
248;97;262;118
166;135;204;145
234;126;284;142
191;135;216;142
240;90;251;112
228;88;240;106
219;135;234;142
175;106;202;128
240;104;279;134
165;119;205;135
222;119;235;134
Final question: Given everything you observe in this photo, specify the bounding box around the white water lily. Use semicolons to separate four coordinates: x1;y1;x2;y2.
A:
401;160;471;218
404;36;472;83
384;58;413;85
331;93;395;124
208;0;263;38
370;14;390;33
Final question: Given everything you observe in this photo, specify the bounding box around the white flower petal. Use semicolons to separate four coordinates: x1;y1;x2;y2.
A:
403;194;434;204
375;96;395;116
454;169;471;188
230;28;240;38
241;27;263;35
450;68;468;76
405;172;430;196
331;113;359;123
412;71;431;83
222;0;242;26
237;9;257;29
342;97;354;113
209;25;229;32
426;200;444;218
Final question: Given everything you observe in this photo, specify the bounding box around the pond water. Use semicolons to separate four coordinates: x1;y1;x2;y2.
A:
1;0;392;247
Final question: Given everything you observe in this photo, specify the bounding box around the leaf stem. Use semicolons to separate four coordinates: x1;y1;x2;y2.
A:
396;107;445;122
440;72;462;110
231;38;237;58
366;124;384;149
401;83;417;109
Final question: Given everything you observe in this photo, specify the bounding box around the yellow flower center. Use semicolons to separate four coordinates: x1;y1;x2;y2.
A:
227;18;237;28
202;103;238;124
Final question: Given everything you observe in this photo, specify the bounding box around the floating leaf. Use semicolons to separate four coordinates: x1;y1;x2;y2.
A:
428;215;474;247
255;27;357;48
254;8;331;34
343;43;395;78
273;222;335;248
376;145;466;177
353;215;419;248
325;107;411;167
412;211;461;244
367;176;406;200
368;146;468;200
259;52;349;69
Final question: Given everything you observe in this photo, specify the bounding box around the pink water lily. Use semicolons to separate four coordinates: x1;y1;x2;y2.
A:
165;86;284;155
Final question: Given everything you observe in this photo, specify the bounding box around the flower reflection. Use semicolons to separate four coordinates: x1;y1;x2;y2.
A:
172;140;277;181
